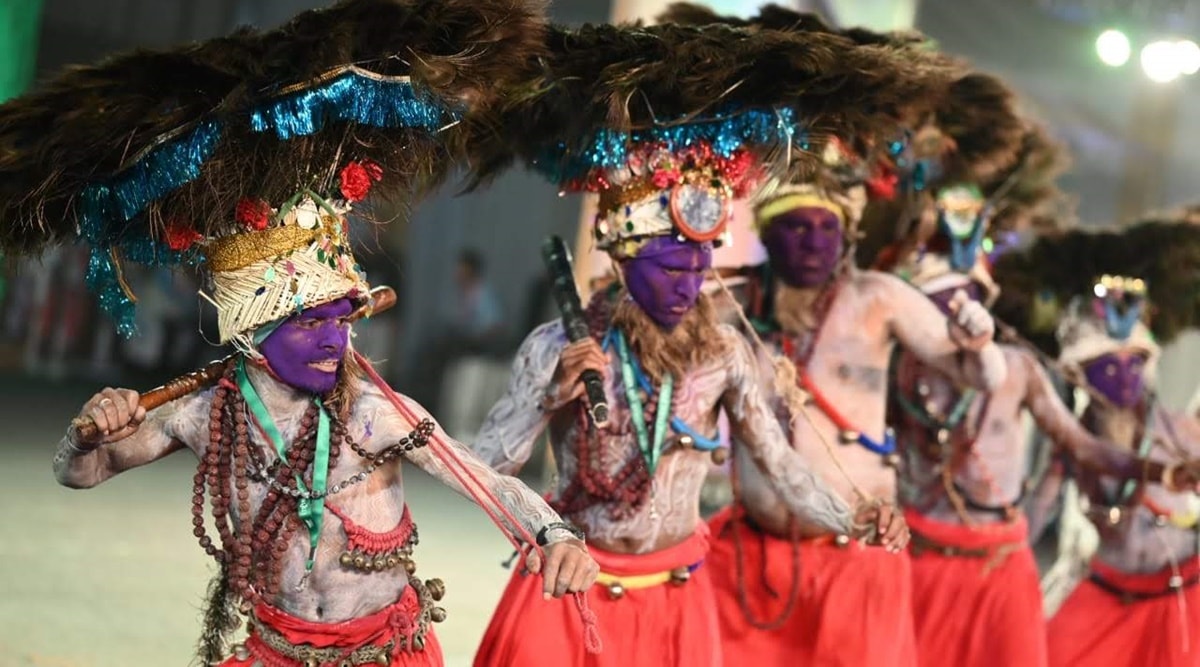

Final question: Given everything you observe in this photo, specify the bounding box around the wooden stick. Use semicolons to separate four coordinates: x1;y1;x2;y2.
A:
71;286;397;442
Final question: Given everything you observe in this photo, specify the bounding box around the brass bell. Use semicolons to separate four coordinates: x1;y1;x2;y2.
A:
838;430;860;445
835;534;851;547
232;644;250;660
375;652;391;666
710;448;730;465
430;606;448;623
426;578;446;601
883;454;901;469
340;552;353;567
404;559;417;575
374;556;387;570
386;556;399;568
608;582;625;599
669;568;691;585
354;554;368;569
412;635;426;651
305;658;320;667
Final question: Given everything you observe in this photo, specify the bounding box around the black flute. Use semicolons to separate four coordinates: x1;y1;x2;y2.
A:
541;235;610;427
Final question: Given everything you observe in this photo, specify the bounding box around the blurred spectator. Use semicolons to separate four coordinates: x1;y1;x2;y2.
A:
409;248;508;413
451;249;504;343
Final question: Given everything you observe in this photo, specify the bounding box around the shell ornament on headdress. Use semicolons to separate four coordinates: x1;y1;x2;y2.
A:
0;0;548;340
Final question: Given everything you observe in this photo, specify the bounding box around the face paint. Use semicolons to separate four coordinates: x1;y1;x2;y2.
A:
259;298;354;394
1083;350;1148;409
620;236;712;330
926;281;985;317
760;206;843;287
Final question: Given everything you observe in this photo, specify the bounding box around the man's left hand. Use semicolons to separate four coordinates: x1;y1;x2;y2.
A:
526;538;599;599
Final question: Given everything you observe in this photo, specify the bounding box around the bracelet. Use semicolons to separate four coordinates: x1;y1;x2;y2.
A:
536;521;585;546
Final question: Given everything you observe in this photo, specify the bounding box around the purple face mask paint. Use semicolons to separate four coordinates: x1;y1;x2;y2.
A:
259;298;354;394
760;207;843;288
620;236;712;330
1083;350;1149;409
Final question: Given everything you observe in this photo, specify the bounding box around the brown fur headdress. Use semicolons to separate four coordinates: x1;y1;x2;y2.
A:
983;122;1075;235
469;18;959;189
653;2;955;145
0;0;548;333
991;216;1200;354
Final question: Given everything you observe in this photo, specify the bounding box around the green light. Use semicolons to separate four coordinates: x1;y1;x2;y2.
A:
1096;29;1131;67
982;237;994;253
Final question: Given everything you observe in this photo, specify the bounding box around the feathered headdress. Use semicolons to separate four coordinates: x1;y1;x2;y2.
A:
0;0;547;338
991;217;1200;357
655;3;952;149
470;19;958;256
982;122;1075;237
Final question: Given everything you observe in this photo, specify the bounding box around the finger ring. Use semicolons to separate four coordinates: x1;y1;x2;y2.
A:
99;398;112;406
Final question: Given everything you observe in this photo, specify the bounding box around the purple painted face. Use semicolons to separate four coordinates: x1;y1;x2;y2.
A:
926;281;985;316
620;236;712;330
1082;350;1149;409
259;298;354;395
760;207;843;287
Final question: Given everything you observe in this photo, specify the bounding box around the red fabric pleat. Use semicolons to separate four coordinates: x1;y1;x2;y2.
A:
473;528;719;667
707;506;917;667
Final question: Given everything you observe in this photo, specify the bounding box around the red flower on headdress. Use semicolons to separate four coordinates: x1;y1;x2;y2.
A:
339;159;384;202
235;198;272;230
165;221;202;251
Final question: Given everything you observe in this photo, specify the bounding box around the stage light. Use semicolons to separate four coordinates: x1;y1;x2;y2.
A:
1177;40;1200;76
1096;29;1131;67
1141;40;1182;83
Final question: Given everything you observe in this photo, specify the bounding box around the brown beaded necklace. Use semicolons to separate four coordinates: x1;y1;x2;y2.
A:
192;362;345;607
552;289;667;520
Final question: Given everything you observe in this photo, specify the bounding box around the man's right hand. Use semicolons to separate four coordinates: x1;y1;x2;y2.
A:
76;388;146;447
544;340;608;410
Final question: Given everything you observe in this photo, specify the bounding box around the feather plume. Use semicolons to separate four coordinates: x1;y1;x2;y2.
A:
0;0;548;255
992;217;1200;353
468;20;958;188
984;122;1075;235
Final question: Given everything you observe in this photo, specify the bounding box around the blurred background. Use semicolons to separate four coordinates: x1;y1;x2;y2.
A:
1;0;1199;665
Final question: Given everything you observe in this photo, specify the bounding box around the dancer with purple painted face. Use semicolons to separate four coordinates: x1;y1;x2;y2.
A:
883;183;1199;667
1038;279;1200;666
704;165;1004;666
463;18;945;667
34;2;607;664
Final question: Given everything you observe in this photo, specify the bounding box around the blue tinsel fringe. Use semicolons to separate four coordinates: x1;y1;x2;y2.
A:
535;106;798;185
251;71;455;140
74;72;453;336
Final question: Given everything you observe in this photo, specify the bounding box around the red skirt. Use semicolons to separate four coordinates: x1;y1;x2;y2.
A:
218;585;442;667
707;506;917;667
473;526;719;667
1047;557;1200;667
906;509;1046;667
